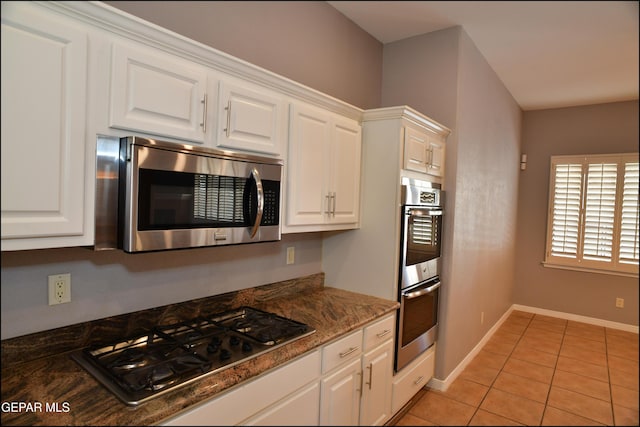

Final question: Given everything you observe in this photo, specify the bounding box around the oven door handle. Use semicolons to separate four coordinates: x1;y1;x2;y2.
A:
403;280;441;300
249;167;264;238
407;209;443;216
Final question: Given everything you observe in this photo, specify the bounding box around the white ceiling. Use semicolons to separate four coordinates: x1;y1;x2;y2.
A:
328;1;639;110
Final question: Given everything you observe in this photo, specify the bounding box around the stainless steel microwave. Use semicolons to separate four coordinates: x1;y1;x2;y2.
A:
95;136;283;252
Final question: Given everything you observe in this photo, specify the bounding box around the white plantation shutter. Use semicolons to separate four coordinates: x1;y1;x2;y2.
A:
620;162;639;264
583;163;617;261
550;164;582;257
545;154;639;276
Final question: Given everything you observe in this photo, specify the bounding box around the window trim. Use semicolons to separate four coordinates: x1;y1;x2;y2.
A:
543;153;639;277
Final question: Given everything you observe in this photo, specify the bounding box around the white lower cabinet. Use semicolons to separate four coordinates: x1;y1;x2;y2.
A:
391;343;436;414
160;314;396;426
319;314;395;426
360;340;394;426
161;350;321;426
244;382;320;426
320;358;362;425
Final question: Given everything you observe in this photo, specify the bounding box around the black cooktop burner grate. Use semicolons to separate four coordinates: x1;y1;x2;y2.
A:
71;307;315;406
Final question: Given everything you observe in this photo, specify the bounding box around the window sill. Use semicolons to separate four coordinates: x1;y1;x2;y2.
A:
542;262;639;278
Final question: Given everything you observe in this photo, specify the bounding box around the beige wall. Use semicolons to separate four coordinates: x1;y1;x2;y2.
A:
515;101;639;326
104;1;382;109
382;27;522;380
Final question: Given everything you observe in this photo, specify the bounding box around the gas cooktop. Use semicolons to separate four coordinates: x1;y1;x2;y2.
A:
71;307;315;406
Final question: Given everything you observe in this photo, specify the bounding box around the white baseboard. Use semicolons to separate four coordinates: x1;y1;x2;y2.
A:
512;304;639;333
427;304;638;392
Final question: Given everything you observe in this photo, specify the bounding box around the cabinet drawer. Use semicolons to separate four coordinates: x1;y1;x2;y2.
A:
363;314;395;352
321;329;363;374
391;346;435;414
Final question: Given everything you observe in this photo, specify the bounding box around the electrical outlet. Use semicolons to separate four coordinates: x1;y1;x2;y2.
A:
286;247;295;265
615;297;624;308
48;273;71;305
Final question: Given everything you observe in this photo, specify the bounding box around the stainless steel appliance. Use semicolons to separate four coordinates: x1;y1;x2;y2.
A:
71;307;315;406
95;136;283;253
395;177;443;371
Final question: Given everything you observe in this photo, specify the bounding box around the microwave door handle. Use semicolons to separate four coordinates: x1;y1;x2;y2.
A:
404;281;441;300
250;167;264;238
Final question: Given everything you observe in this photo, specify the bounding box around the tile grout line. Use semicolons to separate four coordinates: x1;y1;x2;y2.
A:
464;313;535;426
605;328;616;426
539;318;567;427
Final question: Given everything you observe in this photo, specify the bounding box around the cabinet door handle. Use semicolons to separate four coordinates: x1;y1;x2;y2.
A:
365;363;373;390
224;100;231;137
376;329;391;339
356;371;363;396
332;192;336;216
414;375;425;386
339;346;359;358
325;193;332;215
200;94;208;133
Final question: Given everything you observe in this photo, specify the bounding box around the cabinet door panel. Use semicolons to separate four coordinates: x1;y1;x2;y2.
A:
217;81;283;155
320;358;361;426
427;138;445;177
330;118;361;224
287;105;331;225
403;127;429;173
361;341;394;426
1;3;87;242
110;43;208;143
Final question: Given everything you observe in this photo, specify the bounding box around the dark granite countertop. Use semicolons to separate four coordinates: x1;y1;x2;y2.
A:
1;273;399;426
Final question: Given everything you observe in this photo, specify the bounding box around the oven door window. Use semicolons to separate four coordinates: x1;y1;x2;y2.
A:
137;169;279;230
401;283;438;346
405;208;442;265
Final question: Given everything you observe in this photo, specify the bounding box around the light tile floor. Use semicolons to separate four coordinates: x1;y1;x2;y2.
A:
394;311;639;426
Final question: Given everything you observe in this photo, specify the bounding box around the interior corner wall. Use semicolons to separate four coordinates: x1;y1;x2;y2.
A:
514;101;639;326
382;27;522;381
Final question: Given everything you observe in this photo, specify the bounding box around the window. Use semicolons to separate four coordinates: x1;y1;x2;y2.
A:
544;153;639;276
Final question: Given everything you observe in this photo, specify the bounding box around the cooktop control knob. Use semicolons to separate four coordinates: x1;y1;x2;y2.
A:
229;336;240;346
242;341;253;352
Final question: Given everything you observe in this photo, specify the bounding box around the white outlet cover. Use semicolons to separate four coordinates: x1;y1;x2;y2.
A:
48;273;71;305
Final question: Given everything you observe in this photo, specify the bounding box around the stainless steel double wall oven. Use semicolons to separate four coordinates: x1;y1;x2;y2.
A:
396;177;443;371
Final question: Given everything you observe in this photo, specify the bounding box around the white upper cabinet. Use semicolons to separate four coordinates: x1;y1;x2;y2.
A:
1;1;365;250
285;102;362;232
109;42;210;144
404;126;446;178
216;80;285;156
1;2;90;250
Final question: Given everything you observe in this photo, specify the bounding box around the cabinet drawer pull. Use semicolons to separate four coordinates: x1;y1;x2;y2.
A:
376;329;391;339
200;94;208;133
338;346;359;358
414;375;425;386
